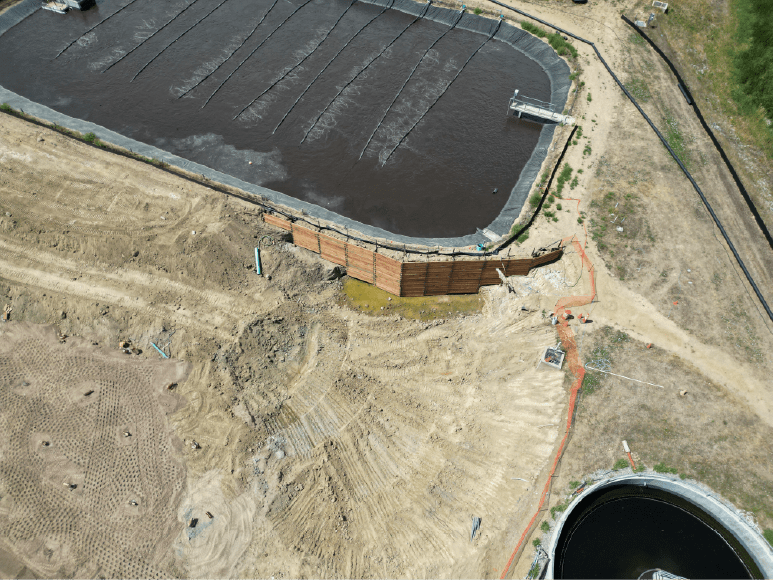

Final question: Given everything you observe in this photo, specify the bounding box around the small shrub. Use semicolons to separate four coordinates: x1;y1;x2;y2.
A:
556;203;562;210
555;163;573;196
550;500;570;519
517;231;529;244
653;462;678;474
83;132;97;144
0;103;12;112
582;372;599;393
583;144;592;156
587;92;592;102
634;463;646;473
575;125;583;139
521;21;547;38
613;458;629;470
474;7;482;15
577;216;584;225
569;480;580;489
540;521;550;533
532;538;541;548
529;192;541;208
547;32;578;59
570;176;578;190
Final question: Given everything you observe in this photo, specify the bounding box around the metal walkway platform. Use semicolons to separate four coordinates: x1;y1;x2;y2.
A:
508;89;575;125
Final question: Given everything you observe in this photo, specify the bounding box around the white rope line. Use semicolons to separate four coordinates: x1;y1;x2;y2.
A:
584;364;665;388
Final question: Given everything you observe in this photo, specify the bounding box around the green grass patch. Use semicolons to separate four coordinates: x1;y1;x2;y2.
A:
613;458;630;470
516;231;529;244
474;7;482;14
342;278;483;321
582;372;600;394
626;77;652;102
521;20;547;38
628;31;646;46
555;163;573;196
527;563;541;579
547;32;578;59
663;109;691;168
540;520;550;533
654;462;679;474
0;103;12;112
732;0;773;131
764;528;773;547
586;92;592;102
529;192;541;208
532;538;541;548
550;500;569;519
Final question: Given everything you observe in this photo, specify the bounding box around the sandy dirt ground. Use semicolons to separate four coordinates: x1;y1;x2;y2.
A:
2;0;773;576
0;112;580;578
0;322;188;579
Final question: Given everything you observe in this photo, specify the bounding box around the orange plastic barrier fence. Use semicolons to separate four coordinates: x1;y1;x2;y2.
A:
499;237;596;579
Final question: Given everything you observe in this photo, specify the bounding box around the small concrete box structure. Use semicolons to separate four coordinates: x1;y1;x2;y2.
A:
540;346;565;370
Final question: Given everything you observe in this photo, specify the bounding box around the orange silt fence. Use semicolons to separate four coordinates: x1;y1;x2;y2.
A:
500;236;596;579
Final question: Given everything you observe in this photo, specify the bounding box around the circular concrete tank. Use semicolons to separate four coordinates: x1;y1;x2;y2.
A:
545;474;773;579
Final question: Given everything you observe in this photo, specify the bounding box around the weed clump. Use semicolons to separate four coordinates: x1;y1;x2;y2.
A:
521;21;547;38
555;163;573;196
547;32;578;59
654;462;679;474
613;458;629;470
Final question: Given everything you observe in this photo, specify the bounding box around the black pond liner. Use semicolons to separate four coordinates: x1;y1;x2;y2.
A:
553;484;759;579
0;0;570;247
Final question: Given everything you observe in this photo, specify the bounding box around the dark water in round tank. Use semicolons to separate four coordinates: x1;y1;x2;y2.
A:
555;486;755;579
0;0;551;238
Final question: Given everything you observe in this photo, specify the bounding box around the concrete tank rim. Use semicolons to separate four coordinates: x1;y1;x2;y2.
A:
544;473;773;579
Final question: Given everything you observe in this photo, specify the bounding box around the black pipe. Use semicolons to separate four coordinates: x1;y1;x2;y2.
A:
202;0;316;108
498;125;577;253
301;0;432;144
177;0;280;99
233;0;358;121
54;0;145;60
382;17;502;165
131;0;233;82
272;0;395;134
359;8;464;160
485;0;773;323
621;14;773;257
102;0;204;73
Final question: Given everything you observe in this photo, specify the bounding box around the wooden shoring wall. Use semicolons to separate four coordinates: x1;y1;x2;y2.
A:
262;214;562;297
